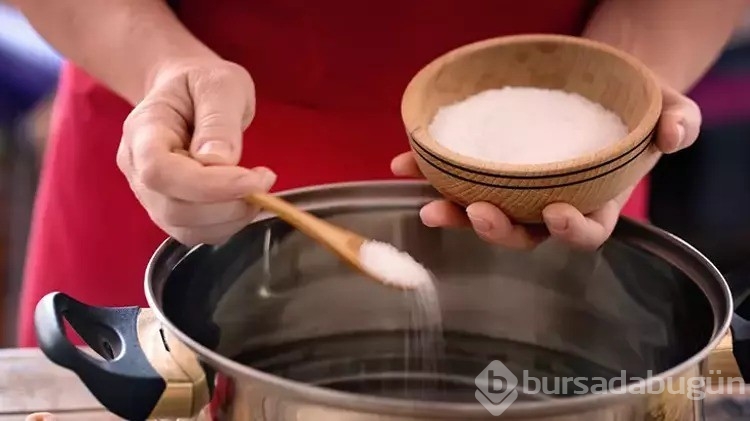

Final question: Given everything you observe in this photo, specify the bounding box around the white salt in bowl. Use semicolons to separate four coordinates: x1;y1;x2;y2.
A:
401;34;662;223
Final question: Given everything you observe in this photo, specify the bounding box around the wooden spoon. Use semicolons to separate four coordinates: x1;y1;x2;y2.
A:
244;192;421;290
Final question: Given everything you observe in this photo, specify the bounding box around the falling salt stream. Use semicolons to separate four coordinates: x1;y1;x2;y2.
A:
406;277;445;386
359;240;446;398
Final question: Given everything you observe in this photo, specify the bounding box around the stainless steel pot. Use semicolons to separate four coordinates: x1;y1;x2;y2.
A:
34;181;750;420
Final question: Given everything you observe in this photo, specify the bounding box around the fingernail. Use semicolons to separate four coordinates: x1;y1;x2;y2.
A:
676;123;686;146
545;214;568;232
254;168;277;191
467;210;491;233
26;414;54;421
419;207;439;227
196;141;231;159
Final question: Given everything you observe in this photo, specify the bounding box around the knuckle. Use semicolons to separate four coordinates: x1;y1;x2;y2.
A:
196;111;229;132
191;61;255;125
115;142;129;173
124;86;190;133
193;62;254;95
137;159;165;189
160;200;189;227
122;104;150;135
122;103;164;143
193;65;238;90
124;100;167;129
223;62;253;84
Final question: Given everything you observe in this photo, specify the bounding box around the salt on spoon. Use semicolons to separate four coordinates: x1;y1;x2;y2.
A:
245;192;432;290
358;240;433;289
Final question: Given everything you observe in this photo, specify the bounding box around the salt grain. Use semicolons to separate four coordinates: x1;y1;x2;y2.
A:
359;240;432;289
358;240;444;377
429;87;628;164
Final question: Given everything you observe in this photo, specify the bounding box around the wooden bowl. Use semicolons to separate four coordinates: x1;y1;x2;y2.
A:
401;34;662;223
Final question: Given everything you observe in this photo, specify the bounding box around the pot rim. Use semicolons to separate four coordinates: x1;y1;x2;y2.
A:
143;180;733;418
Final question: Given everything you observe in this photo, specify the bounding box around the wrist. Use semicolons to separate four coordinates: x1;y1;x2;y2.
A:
582;0;746;94
124;0;223;101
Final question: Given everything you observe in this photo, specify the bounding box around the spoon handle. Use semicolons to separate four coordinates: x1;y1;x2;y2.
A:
245;192;364;261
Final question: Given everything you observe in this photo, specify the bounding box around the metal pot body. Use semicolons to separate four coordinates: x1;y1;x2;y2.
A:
34;181;745;421
221;365;706;420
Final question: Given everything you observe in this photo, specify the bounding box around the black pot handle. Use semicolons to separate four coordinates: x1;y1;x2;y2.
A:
34;292;208;421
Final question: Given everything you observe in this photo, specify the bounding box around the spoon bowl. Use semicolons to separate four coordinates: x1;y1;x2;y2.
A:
245;192;424;291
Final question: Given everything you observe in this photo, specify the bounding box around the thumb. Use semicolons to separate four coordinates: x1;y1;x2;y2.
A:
656;85;702;154
189;69;256;166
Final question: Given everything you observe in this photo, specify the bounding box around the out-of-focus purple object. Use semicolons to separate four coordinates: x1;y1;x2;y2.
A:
0;3;62;121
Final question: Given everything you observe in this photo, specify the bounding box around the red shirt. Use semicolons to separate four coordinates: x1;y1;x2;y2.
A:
17;0;648;346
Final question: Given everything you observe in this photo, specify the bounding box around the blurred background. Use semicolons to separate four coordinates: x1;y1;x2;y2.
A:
0;4;749;348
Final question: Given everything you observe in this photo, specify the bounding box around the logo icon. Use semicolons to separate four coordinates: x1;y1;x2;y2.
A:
475;360;519;416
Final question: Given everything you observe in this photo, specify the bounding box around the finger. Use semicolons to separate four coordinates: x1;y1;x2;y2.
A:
116;138;136;184
136;151;276;202
542;201;619;250
166;214;258;246
391;151;425;178
655;111;686;154
145;194;256;228
123;100;190;153
189;65;256;166
419;200;470;227
656;86;702;153
130;122;276;202
25;413;55;421
466;202;541;249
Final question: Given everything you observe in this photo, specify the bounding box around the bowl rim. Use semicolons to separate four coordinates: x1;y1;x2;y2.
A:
400;33;663;177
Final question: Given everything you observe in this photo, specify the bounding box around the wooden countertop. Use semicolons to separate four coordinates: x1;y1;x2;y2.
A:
1;339;749;421
0;347;118;420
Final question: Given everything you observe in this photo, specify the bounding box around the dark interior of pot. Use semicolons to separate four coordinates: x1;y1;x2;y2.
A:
159;205;720;402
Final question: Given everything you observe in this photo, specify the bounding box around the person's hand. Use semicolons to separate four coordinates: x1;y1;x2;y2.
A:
25;413;55;421
391;84;701;250
117;58;276;246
